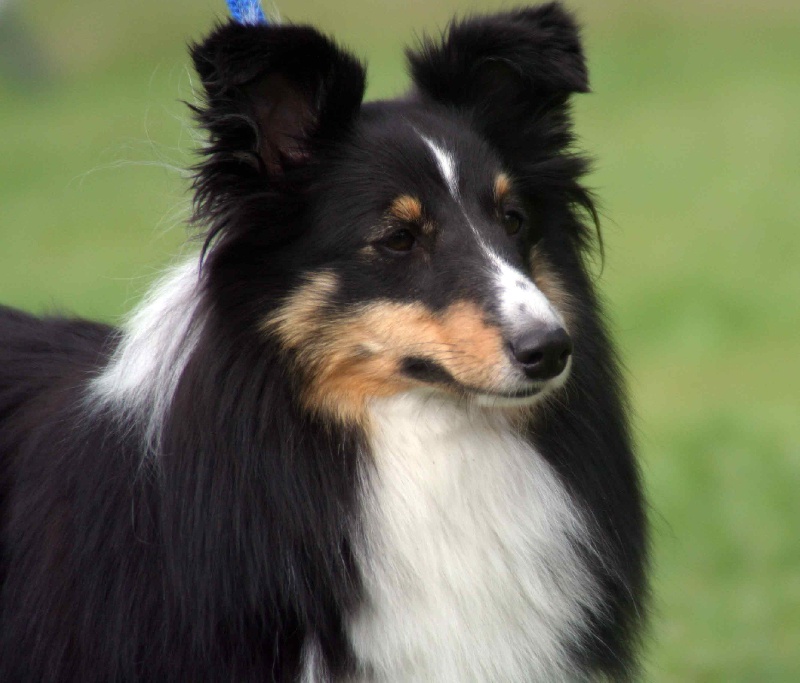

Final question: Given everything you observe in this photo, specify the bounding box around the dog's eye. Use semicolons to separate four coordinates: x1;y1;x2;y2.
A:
502;210;524;236
381;228;416;253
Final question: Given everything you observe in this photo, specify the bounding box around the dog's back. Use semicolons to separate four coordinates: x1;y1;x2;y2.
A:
0;306;111;405
0;307;112;465
0;308;116;672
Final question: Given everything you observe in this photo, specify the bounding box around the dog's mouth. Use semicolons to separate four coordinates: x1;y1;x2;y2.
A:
399;356;456;385
399;355;566;407
471;385;547;408
487;386;543;400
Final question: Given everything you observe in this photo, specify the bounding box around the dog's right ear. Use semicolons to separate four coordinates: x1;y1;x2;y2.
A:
190;22;365;235
407;3;587;165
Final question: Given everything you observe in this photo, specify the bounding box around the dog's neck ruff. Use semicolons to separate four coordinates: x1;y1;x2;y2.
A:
346;391;601;682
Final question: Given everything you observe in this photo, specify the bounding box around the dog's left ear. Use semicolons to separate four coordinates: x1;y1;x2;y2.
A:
192;22;365;175
407;2;587;162
189;21;365;247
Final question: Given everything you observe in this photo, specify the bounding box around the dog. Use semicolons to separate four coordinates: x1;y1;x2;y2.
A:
0;3;647;680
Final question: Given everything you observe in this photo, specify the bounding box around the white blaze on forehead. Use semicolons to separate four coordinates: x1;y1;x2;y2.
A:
487;250;563;333
414;127;561;336
418;133;459;198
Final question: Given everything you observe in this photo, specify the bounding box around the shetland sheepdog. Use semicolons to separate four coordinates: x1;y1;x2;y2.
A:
0;3;647;681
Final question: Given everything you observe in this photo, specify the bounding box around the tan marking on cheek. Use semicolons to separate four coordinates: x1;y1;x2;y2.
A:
263;281;423;424
302;303;435;423
389;195;423;223
312;301;510;415
530;246;575;330
305;354;410;425
350;301;508;392
261;271;339;350
494;172;512;203
272;297;510;424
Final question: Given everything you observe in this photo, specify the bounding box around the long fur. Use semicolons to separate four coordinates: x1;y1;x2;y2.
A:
0;4;647;681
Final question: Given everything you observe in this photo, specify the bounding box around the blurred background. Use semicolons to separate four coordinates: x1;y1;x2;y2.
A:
1;0;798;679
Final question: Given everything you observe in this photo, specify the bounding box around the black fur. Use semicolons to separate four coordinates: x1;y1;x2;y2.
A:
0;4;647;680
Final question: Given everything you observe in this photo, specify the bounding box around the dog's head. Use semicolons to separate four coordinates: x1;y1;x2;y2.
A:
191;3;596;422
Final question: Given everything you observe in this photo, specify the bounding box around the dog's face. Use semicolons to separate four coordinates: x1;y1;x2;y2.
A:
192;5;594;421
264;108;576;418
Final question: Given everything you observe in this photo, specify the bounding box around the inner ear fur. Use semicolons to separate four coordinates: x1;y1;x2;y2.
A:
407;2;588;150
246;72;316;173
191;22;366;177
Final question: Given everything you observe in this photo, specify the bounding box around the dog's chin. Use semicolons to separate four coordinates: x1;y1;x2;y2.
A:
472;386;547;409
397;359;572;409
470;361;572;410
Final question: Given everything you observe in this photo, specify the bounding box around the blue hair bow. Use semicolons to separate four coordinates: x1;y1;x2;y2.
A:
226;0;268;25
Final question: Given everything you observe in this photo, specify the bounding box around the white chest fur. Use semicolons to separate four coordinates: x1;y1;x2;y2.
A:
346;393;600;682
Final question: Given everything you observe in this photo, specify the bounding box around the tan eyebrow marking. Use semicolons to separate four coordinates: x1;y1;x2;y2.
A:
386;194;436;237
389;195;424;223
494;173;512;202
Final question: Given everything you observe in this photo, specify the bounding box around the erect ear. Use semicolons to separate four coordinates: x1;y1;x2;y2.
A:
191;22;365;178
407;2;587;160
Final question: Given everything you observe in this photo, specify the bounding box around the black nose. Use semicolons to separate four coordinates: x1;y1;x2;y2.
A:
510;327;573;381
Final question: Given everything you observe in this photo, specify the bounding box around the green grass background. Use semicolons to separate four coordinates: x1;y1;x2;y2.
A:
1;0;798;679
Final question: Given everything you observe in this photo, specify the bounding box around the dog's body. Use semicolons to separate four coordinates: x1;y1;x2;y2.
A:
0;4;647;681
